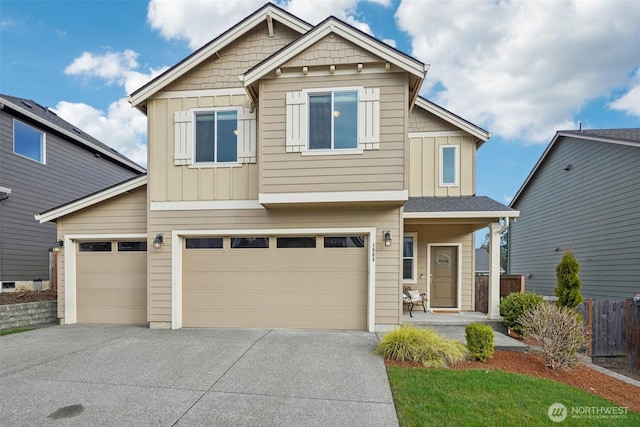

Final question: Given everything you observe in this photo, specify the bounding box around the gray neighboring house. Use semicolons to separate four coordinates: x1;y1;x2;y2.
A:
0;94;145;291
509;128;640;299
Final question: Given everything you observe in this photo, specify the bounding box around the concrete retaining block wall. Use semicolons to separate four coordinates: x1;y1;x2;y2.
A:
0;301;58;330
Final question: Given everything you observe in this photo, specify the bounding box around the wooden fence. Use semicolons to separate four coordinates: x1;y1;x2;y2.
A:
577;299;640;373
474;275;525;314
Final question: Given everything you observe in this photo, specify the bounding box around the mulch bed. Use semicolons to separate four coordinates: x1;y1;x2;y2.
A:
0;290;57;305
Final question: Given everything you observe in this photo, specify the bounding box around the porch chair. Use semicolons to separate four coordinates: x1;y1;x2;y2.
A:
402;285;427;317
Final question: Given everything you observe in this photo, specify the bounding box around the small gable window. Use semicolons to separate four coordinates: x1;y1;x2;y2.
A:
13;119;45;164
440;145;459;186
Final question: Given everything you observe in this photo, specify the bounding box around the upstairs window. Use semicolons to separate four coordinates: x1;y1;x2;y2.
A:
308;91;358;150
440;145;459;186
14;119;45;164
195;110;238;163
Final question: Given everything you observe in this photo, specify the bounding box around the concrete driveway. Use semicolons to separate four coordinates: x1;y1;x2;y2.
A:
0;325;397;426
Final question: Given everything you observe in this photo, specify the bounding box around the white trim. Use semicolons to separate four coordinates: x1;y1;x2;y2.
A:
408;130;468;139
172;227;377;331
300;149;363;156
243;18;427;87
403;211;520;219
0;97;145;172
439;144;460;187
151;200;263;211
259;190;408;205
426;243;462;311
129;6;312;109
13;118;46;164
154;88;247;99
35;175;147;223
187;162;243;169
0;186;11;194
414;98;491;145
63;233;148;325
402;232;418;284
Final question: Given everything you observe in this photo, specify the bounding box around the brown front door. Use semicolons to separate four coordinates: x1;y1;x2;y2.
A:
430;246;457;308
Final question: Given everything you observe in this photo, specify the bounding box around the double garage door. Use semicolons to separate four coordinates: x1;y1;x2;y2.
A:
76;240;147;324
182;235;368;329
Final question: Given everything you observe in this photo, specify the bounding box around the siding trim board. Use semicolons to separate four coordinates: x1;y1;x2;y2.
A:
171;227;377;331
151;200;263;211
259;190;408;205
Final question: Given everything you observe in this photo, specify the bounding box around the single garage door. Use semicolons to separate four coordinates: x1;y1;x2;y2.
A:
76;240;147;324
182;235;368;329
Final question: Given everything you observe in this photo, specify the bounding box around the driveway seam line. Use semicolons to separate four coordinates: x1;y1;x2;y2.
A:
171;329;273;426
207;389;394;405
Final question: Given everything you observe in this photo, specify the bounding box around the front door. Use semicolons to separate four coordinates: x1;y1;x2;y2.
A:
430;246;457;308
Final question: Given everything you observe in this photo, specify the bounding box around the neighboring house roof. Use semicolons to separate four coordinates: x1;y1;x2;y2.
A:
128;3;312;112
475;247;490;273
404;196;518;219
35;174;148;223
413;97;491;147
0;94;146;173
510;128;640;206
242;15;428;108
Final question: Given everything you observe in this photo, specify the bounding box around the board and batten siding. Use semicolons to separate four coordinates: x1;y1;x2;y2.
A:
55;187;148;320
259;72;408;194
0;110;139;282
408;134;476;197
404;223;475;310
148;206;403;326
509;137;640;299
147;95;258;203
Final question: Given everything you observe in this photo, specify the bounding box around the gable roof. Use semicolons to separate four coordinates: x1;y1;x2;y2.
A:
510;128;640;207
128;3;311;112
242;15;428;107
0;94;145;173
35;174;147;223
414;97;491;146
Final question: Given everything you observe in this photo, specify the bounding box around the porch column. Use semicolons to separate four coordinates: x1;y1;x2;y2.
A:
487;222;501;320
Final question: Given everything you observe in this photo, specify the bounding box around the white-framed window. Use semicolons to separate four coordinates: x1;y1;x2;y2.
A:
286;87;380;153
439;145;459;186
174;107;256;166
13;119;45;164
403;233;417;282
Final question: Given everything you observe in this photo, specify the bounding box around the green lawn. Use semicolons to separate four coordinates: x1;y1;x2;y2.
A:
387;366;639;427
0;327;35;336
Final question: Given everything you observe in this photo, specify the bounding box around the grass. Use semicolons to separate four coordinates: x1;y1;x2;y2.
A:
0;327;35;336
387;366;639;426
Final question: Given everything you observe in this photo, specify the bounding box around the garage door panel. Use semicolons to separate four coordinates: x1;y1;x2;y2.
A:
183;235;367;329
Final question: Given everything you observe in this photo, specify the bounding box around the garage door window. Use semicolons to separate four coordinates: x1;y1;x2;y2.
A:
79;242;112;252
231;237;269;248
118;241;147;252
277;237;316;248
186;238;223;249
324;236;365;248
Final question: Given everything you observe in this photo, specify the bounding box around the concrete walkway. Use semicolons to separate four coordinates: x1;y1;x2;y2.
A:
0;325;397;426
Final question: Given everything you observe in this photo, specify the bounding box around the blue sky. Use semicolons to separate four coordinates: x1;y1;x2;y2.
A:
2;0;639;227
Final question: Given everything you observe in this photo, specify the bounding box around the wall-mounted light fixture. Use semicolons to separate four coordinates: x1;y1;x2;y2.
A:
564;164;573;171
526;273;534;279
153;234;164;249
383;231;392;247
52;240;64;252
554;247;561;252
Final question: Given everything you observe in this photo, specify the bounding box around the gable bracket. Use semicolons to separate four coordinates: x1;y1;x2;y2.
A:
266;13;274;37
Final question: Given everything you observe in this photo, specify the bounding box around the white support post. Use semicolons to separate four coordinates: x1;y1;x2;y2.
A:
487;222;502;320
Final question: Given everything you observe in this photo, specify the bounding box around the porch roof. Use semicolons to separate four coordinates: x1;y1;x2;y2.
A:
403;196;518;219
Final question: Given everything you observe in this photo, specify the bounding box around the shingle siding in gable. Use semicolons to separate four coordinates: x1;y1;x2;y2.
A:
408;107;458;133
282;34;381;68
0;110;139;282
509;136;640;299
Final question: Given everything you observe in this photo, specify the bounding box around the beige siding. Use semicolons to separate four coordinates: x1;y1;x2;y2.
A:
408;106;457;133
165;21;302;91
259;72;408;194
282;35;382;68
56;187;148;320
148;206;402;326
404;223;475;310
408;135;476;197
147;96;258;202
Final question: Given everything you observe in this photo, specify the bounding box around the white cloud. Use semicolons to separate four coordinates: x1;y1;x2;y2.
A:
609;68;640;117
54;100;148;167
382;38;397;48
396;0;640;143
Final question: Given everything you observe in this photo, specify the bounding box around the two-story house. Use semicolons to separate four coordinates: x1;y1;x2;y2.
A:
36;3;517;331
0;94;145;292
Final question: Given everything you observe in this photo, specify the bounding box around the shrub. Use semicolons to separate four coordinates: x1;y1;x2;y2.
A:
374;324;469;368
465;323;495;362
499;292;545;335
519;303;590;370
555;249;584;310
